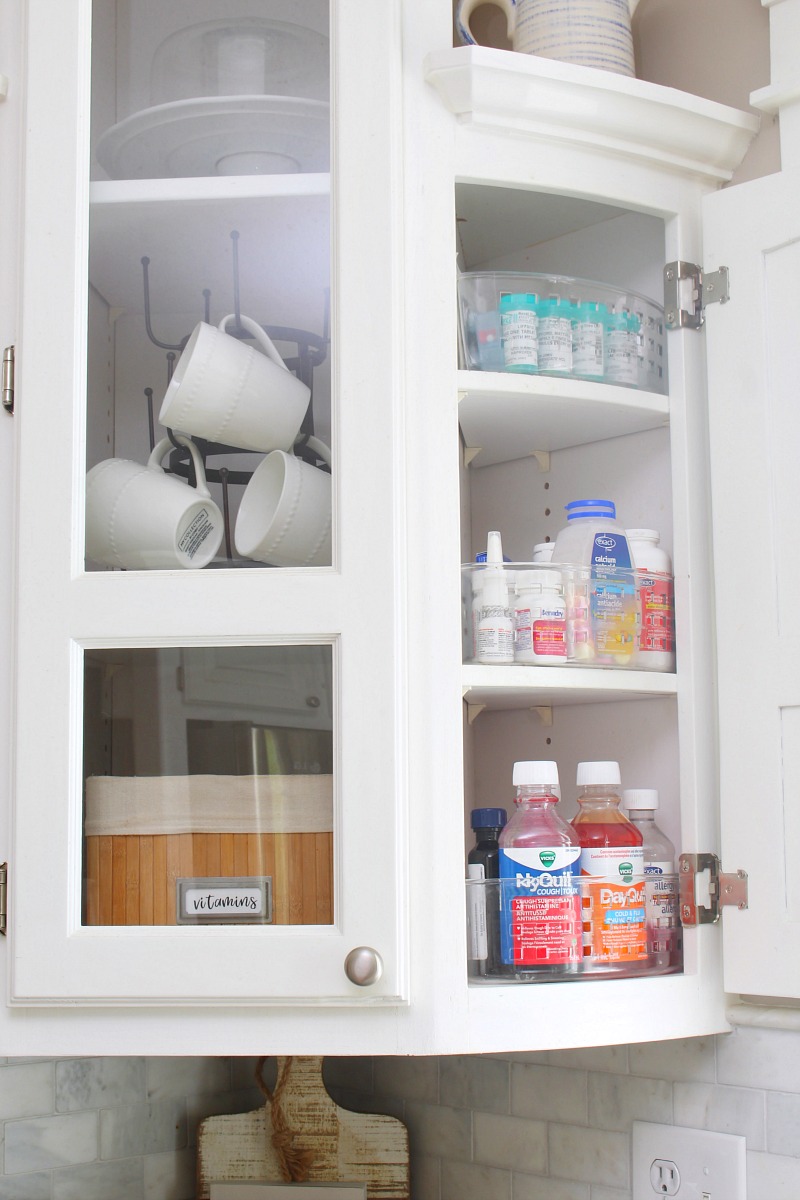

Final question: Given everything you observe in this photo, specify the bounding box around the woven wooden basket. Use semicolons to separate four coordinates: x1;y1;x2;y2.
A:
83;775;333;926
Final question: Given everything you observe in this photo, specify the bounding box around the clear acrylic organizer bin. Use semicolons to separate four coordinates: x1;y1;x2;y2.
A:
462;561;676;671
466;875;682;984
457;271;667;395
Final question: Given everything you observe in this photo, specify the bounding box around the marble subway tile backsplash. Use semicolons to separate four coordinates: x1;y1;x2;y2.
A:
326;1028;800;1200
0;1057;262;1200
0;1028;798;1200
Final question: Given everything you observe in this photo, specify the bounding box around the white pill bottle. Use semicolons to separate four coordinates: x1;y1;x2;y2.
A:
626;528;676;672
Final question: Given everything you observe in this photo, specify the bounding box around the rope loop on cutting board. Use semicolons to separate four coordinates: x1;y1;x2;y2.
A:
256;1056;316;1183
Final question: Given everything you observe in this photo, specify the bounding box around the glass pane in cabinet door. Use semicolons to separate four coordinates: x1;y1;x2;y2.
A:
82;645;334;927
86;0;331;572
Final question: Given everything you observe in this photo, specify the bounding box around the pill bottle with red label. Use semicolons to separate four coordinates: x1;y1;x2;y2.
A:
626;528;676;672
513;570;567;664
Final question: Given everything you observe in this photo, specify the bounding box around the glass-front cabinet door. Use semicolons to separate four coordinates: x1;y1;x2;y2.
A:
11;0;406;1003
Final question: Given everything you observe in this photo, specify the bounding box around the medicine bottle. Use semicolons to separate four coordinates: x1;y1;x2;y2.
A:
499;293;538;374
605;308;638;386
467;806;508;976
571;761;649;976
498;760;582;976
513;570;567;663
626;528;676;672
476;531;514;664
623;788;681;972
538;296;573;374
550;500;636;665
572;301;606;380
468;807;507;880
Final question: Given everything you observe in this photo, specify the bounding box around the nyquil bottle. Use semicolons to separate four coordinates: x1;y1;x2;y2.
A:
498;760;581;976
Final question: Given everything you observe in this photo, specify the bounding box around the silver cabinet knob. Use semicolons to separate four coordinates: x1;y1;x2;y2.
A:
344;946;383;986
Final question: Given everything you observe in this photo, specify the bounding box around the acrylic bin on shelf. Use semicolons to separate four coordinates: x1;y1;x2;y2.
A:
462;560;676;671
466;875;683;985
457;270;667;395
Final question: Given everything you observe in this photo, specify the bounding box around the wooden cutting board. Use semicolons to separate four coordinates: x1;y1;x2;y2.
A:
197;1057;410;1200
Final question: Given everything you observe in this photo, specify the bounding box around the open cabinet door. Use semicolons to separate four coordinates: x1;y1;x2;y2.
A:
704;165;800;1000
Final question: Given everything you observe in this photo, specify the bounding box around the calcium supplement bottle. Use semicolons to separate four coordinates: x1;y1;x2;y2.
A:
550;500;637;665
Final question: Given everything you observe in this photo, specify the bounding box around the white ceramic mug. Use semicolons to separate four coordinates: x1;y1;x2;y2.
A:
456;0;637;77
86;436;224;570
235;437;332;568
158;313;311;453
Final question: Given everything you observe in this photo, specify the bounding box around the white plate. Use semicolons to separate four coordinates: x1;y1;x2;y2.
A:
95;96;330;180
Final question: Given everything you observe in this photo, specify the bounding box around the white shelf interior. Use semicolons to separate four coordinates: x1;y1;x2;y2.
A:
462;665;677;711
89;175;330;331
459;372;668;466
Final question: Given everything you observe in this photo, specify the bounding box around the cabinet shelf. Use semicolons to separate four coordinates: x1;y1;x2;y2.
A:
88;175;330;329
424;46;759;184
458;370;669;466
462;664;677;710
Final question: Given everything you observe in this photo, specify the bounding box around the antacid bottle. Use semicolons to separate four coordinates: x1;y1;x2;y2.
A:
498;761;582;976
571;761;649;976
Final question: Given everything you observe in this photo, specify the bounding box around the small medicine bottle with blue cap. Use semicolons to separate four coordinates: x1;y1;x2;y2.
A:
467;806;508;977
468;807;508;880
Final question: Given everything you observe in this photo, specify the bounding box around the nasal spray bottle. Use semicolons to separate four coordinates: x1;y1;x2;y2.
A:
477;531;514;664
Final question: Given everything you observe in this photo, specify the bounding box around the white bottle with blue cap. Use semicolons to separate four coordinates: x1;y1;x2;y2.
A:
551;500;636;665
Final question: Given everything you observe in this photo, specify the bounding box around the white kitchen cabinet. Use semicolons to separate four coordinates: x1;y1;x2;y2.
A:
0;0;793;1054
6;0;409;1017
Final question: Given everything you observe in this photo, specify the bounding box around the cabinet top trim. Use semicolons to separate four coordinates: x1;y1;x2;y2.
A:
424;47;759;185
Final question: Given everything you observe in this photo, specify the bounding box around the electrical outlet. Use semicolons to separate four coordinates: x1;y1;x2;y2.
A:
632;1122;746;1200
650;1158;680;1196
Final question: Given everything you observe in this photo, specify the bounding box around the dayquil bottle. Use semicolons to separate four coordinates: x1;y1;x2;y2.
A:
498;760;582;976
571;761;649;976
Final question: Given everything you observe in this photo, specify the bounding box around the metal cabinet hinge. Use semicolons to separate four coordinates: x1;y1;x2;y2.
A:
679;852;748;926
0;862;7;935
2;345;14;414
664;262;729;330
